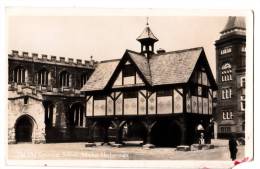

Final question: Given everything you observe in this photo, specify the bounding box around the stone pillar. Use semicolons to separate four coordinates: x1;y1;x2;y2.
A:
142;120;156;148
8;127;16;144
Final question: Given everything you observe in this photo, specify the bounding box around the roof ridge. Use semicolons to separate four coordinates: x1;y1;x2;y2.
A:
152;47;203;57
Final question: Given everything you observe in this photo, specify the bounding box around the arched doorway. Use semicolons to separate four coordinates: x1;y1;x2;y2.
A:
15;115;34;142
151;120;182;147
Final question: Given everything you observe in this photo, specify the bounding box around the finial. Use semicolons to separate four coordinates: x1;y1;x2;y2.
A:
146;17;149;26
90;55;93;60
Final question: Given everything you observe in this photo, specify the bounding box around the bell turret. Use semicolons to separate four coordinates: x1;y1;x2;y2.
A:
136;20;158;59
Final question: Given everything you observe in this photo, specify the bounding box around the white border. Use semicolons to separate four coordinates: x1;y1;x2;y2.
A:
0;1;258;169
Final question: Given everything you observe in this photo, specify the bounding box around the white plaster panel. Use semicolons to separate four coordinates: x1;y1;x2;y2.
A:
186;93;191;113
138;92;146;115
107;97;114;116
113;71;122;86
192;96;198;113
209;93;212;114
198;97;203;114
124;98;137;115
174;89;183;113
148;93;156;114
123;76;135;85
136;73;143;84
94;100;106;116
86;96;93;116
202;72;208;86
115;94;123;115
203;98;209;114
157;96;172;114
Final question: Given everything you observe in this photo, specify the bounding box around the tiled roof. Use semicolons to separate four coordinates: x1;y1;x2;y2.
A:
80;59;120;91
149;47;203;85
128;51;152;84
136;26;158;42
221;16;246;33
81;47;205;92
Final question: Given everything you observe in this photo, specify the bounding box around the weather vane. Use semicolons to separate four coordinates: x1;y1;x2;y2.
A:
146;17;149;26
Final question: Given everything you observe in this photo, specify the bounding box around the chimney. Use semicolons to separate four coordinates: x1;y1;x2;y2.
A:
157;48;166;54
90;56;94;66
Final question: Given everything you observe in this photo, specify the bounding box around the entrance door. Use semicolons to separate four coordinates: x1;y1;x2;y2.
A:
15;116;33;142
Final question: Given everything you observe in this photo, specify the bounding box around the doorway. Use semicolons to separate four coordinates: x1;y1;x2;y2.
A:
15;115;34;142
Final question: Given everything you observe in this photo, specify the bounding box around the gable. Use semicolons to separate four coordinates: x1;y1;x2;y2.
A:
106;50;150;89
189;51;217;89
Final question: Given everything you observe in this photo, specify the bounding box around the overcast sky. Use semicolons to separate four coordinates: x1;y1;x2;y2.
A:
8;16;228;77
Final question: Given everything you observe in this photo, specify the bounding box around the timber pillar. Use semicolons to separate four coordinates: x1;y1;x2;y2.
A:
142;120;156;148
85;121;97;147
112;120;126;146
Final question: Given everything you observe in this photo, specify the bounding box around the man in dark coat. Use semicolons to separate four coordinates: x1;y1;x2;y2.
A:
229;134;238;161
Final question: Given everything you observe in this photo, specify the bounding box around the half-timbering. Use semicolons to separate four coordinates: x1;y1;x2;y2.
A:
81;24;217;147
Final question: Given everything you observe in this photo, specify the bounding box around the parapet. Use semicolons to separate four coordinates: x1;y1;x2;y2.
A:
9;50;97;68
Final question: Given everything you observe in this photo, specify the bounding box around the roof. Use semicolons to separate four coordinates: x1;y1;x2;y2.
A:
221;16;246;33
80;59;120;91
136;26;158;42
128;51;152;84
81;47;209;92
149;47;203;85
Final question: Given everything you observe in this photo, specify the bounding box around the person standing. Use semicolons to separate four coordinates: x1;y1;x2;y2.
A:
229;134;238;161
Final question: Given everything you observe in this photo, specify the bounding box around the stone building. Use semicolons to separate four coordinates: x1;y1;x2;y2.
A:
8;51;96;143
214;16;246;138
81;24;217;147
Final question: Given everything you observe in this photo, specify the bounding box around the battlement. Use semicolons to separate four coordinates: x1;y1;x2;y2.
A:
9;50;97;68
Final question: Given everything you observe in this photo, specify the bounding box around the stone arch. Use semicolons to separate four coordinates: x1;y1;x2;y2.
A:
14;114;38;143
151;119;182;147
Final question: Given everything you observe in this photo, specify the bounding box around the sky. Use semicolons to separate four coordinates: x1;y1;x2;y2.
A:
8;16;228;77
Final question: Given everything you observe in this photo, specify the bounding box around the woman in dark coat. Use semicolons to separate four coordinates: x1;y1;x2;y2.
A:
229;134;238;161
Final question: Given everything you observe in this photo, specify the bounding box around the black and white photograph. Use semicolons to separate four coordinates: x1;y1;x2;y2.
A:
1;5;255;169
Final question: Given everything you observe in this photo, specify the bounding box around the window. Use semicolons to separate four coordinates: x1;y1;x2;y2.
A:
13;66;27;84
241;77;246;87
220;46;232;55
59;71;71;87
241;95;245;111
69;104;84;127
37;69;49;86
124;91;138;98
221;63;232;82
222;88;232;99
24;97;28;105
222;111;233;120
81;74;88;87
241;44;246;52
123;65;135;77
220;127;231;133
157;90;172;97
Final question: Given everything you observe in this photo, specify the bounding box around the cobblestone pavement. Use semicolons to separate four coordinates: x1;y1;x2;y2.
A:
8;139;244;161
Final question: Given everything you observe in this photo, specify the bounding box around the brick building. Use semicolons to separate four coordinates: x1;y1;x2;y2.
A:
214;16;246;138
